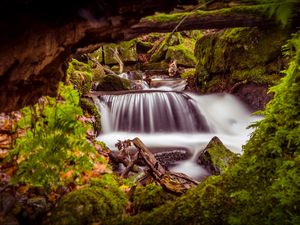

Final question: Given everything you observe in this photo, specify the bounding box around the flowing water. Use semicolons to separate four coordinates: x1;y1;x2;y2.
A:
95;78;260;179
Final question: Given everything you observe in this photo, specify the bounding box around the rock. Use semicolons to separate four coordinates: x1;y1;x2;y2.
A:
27;196;50;221
232;82;273;111
43;175;127;225
136;148;192;168
1;0;186;112
0;193;19;225
67;59;93;96
165;44;196;67
80;98;102;135
95;75;131;91
194;27;289;105
103;40;138;65
197;136;239;175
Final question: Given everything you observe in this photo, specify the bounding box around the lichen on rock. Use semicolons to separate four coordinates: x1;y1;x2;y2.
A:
197;136;239;175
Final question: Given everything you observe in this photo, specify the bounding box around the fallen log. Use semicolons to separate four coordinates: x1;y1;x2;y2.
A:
114;137;199;194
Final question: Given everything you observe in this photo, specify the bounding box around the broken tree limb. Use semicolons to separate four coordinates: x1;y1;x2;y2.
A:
121;151;140;178
130;137;199;194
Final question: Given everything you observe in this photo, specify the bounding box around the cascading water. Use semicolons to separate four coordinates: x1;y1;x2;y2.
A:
96;89;260;179
98;91;210;133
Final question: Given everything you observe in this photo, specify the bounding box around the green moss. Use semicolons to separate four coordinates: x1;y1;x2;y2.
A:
132;183;176;214
180;68;195;79
165;43;196;67
44;174;127;225
96;74;131;91
202;136;240;174
67;59;93;96
103;40;138;65
80;98;101;134
144;5;266;23
231;67;282;84
149;33;183;62
194;27;289;88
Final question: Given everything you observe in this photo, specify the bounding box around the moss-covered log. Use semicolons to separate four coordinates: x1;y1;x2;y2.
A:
126;5;277;38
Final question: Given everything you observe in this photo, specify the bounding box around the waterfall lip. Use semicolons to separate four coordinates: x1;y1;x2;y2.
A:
90;89;184;97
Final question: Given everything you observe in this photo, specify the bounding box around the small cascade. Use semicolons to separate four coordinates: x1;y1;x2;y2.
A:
98;91;210;133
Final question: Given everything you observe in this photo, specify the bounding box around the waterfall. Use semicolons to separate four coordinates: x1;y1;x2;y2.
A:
97;91;210;133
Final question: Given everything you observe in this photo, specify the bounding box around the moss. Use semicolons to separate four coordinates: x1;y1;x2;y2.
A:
44;174;127;225
194;27;289;89
132;183;176;214
103;40;138;65
180;68;195;79
149;33;183;62
231;67;282;85
165;43;196;67
92;64;106;83
144;5;266;23
90;47;103;64
198;136;239;174
96;74;131;91
67;59;93;96
80;98;101;134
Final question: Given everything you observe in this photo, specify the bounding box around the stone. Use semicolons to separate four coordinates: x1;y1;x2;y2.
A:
95;75;131;91
197;136;239;175
103;41;138;65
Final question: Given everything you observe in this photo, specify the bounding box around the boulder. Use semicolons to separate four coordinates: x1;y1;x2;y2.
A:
165;44;196;67
43;175;127;225
197;136;239;175
103;40;138;65
95;75;131;91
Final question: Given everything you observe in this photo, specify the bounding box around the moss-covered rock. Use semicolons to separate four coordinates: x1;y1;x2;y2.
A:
103;40;138;65
80;98;101;134
197;136;239;175
149;33;184;62
95;74;131;91
44;174;127;225
90;47;104;64
67;59;93;96
165;44;196;67
131;183;176;215
180;68;195;79
194;27;289;91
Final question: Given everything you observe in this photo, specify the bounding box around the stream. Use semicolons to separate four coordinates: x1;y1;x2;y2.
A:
95;76;261;180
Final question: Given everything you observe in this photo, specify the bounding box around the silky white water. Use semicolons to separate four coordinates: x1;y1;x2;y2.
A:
96;92;260;179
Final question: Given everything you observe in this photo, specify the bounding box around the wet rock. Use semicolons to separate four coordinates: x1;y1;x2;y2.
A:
136;148;191;168
26;196;50;221
0;192;19;225
232;82;273;111
197;136;239;175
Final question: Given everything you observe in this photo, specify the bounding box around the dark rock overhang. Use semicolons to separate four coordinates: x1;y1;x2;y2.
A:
0;0;198;112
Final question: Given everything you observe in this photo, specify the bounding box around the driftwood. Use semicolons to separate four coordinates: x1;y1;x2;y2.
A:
113;137;198;194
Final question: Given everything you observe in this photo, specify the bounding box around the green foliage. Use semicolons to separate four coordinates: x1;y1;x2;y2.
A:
257;0;299;26
9;83;98;191
132;183;176;214
180;68;195;79
44;174;127;225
